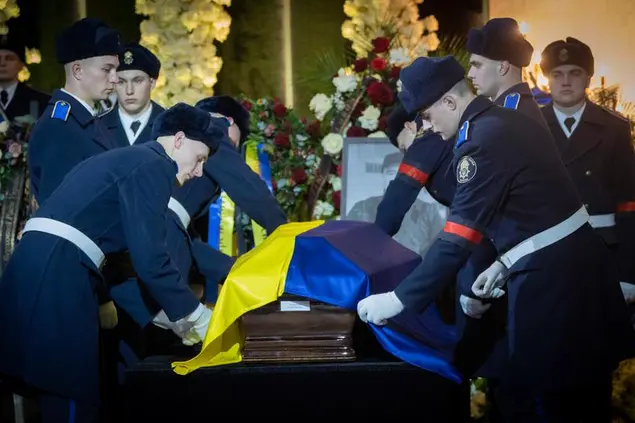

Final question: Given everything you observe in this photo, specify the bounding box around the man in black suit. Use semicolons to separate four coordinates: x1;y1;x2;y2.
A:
99;42;163;147
0;34;49;120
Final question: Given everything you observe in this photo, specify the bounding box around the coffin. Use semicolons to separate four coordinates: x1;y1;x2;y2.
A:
242;294;356;363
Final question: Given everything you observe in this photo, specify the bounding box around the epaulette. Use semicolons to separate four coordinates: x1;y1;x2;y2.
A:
455;120;470;149
51;100;71;122
503;92;520;110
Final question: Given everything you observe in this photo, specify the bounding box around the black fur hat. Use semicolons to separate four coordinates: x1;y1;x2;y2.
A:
117;42;161;79
466;18;533;68
195;96;250;143
151;102;226;151
55;18;120;64
540;37;594;76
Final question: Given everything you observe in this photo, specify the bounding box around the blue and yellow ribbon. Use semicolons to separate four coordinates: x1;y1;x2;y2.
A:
208;191;237;256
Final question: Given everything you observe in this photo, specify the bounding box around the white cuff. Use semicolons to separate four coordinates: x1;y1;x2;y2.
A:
185;303;206;323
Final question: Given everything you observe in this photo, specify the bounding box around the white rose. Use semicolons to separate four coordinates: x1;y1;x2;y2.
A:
309;93;333;121
329;175;342;191
321;133;344;156
358;105;381;131
422;15;439;33
369;131;387;138
332;68;357;93
313;200;335;219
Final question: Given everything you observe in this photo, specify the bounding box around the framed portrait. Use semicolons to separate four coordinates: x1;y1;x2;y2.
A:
341;137;449;257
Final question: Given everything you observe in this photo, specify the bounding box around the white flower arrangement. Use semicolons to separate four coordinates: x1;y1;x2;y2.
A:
136;0;232;106
341;0;440;61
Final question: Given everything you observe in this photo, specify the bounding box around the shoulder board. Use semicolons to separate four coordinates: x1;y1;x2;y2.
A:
503;92;520;110
51;100;71;122
455;120;470;149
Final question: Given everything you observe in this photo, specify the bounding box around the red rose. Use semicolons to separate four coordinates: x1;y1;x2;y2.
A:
371;37;391;54
346;125;366;137
274;132;290;148
331;191;341;210
306;120;321;138
378;115;388;131
336;164;342;177
390;65;401;80
370;57;387;72
366;81;394;106
273;102;287;118
353;58;368;73
291;168;308;184
241;100;253;111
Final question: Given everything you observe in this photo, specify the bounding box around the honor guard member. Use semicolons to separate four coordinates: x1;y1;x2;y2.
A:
375;104;454;235
100;42;164;147
0;103;220;422
0;34;50;120
28;18;120;204
357;56;635;421
466;17;548;130
540;37;635;314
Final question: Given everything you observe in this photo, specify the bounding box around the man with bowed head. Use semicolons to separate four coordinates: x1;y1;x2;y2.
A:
0;103;223;423
357;55;635;421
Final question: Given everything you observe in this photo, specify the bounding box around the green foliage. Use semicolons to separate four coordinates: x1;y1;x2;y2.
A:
430;35;470;70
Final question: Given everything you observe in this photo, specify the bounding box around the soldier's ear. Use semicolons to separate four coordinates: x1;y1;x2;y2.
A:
71;62;83;80
173;131;185;149
441;94;457;111
498;61;511;76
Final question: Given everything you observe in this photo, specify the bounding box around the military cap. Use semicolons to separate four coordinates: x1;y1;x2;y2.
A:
195;96;251;143
55;18;120;64
466;18;533;68
0;34;25;62
386;104;416;148
398;56;465;114
117;42;161;79
151;102;226;151
540;37;594;76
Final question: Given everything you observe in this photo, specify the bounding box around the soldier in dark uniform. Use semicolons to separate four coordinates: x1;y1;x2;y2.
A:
0;34;49;120
357;56;635;421
466;17;547;130
0;103;222;422
100;42;164;147
540;37;635;318
28;18;120;204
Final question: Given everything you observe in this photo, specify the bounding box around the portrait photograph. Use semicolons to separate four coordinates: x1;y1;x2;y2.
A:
341;137;449;258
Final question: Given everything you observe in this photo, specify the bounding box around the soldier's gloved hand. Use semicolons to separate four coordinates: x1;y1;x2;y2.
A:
357;291;404;326
459;295;491;319
98;301;118;329
472;260;507;299
152;310;194;339
620;282;635;304
181;304;213;346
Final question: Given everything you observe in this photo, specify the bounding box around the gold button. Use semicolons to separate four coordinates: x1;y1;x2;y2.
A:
585;170;592;176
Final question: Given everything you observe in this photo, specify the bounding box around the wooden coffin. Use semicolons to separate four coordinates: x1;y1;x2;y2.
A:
241;295;356;363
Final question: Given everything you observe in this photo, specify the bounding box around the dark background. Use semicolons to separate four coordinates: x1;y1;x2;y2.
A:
8;0;485;115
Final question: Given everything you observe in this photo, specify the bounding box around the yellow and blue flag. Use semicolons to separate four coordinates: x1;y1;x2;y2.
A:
172;220;461;383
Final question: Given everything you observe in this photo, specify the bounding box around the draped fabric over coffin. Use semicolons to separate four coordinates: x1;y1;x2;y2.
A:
172;220;461;384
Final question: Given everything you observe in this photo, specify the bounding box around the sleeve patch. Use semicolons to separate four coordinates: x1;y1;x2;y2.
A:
617;202;635;213
443;221;483;244
398;163;429;185
51;100;71;122
503;93;520;110
456;155;477;184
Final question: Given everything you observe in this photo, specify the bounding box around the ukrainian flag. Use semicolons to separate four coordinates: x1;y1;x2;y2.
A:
172;220;462;383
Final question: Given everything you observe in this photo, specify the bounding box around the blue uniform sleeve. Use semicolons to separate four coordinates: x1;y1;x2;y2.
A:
118;160;200;321
394;140;509;312
205;141;287;233
28;121;88;204
375;145;430;236
612;120;635;283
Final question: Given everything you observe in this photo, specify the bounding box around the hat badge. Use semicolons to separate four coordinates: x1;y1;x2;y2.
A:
558;48;569;62
123;50;134;65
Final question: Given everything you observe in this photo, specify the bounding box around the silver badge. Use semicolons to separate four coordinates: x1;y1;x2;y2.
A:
124;50;134;65
558;48;569;62
456;156;477;184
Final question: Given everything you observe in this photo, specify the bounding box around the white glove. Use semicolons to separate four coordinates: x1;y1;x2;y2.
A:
459;295;491;319
620;282;635;304
357;291;405;326
152;309;194;339
181;303;213;346
472;260;508;299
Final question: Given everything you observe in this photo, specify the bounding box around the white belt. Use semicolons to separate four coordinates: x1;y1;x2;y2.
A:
22;217;105;269
499;206;589;269
588;213;615;228
168;197;191;228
